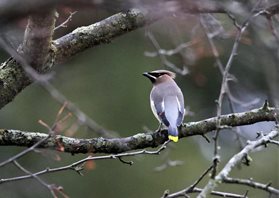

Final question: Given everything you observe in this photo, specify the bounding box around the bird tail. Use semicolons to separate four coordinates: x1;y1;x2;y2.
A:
168;126;179;142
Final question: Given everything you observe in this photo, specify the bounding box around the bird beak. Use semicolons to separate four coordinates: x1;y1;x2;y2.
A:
142;72;151;78
143;72;156;83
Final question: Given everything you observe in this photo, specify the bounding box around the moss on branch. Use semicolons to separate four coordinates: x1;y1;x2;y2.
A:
0;106;276;154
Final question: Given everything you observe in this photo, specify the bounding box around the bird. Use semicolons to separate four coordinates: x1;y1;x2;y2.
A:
143;70;185;142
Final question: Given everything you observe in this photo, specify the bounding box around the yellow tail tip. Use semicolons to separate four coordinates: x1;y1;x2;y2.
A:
168;135;178;142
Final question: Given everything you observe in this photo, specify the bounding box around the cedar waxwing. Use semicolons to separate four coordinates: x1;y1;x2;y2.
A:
143;70;185;142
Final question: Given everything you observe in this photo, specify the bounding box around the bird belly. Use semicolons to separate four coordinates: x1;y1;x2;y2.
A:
150;99;163;124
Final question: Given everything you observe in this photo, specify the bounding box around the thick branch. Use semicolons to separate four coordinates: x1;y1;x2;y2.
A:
0;106;276;154
0;8;147;109
0;9;56;109
53;9;147;63
22;9;56;69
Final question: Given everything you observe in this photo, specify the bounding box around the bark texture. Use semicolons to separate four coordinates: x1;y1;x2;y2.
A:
0;106;276;154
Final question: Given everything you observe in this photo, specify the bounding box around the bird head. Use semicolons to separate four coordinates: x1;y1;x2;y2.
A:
142;70;176;84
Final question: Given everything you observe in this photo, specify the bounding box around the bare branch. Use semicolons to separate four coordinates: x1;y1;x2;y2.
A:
0;134;51;167
163;165;213;197
21;9;56;69
144;31;189;75
192;188;247;198
197;129;279;197
0;141;169;184
54;11;77;31
164;187;246;198
0;106;276;154
144;41;195;57
200;13;251;152
193;188;247;198
202;0;268;179
54;8;148;63
0;103;70;168
224;177;279;195
13;160;58;197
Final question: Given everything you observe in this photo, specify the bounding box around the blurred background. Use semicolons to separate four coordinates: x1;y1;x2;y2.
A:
0;1;278;197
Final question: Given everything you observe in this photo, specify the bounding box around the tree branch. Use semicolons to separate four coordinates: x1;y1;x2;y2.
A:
0;9;56;109
164;187;247;198
0;106;276;154
21;9;56;69
0;8;148;110
197;129;279;197
163;165;213;197
12;160;58;197
224;177;279;195
210;0;264;179
53;8;148;64
190;188;247;198
0;141;170;184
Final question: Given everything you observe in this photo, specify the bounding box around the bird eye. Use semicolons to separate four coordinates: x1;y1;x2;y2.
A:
150;73;160;77
158;73;167;77
150;72;166;78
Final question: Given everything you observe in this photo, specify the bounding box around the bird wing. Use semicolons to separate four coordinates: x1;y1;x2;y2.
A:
176;93;185;126
164;96;181;127
150;99;170;127
162;94;185;127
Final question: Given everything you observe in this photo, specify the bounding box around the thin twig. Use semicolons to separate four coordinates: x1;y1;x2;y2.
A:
145;31;189;75
200;13;251;163
163;165;213;198
192;187;247;198
164;187;246;198
0;103;72;167
144;41;196;57
198;2;274;195
0;134;51;167
13;160;58;198
224;177;279;195
208;0;265;178
54;11;77;31
0;141;170;184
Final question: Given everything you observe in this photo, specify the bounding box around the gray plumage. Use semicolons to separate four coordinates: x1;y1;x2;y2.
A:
143;70;185;142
